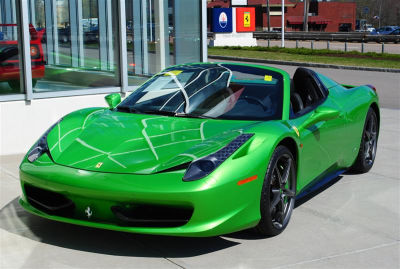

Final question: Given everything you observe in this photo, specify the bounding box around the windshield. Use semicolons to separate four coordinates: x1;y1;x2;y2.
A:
0;25;18;42
117;63;283;121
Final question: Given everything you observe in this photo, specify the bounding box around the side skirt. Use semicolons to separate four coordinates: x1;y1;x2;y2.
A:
295;168;346;205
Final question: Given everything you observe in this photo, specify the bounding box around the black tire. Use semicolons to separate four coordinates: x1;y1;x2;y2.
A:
349;107;379;173
255;145;296;236
8;80;20;91
8;79;37;91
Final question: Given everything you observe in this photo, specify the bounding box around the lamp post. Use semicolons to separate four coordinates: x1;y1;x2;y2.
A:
303;0;308;32
281;0;285;47
378;0;382;28
267;0;270;32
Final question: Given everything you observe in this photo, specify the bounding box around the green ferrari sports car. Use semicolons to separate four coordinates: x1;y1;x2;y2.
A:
19;62;379;237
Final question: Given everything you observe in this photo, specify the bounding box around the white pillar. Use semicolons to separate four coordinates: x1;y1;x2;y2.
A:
201;0;207;62
118;0;128;92
155;0;167;70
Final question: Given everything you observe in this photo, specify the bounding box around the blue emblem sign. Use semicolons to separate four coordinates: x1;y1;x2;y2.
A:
212;8;232;33
219;12;228;28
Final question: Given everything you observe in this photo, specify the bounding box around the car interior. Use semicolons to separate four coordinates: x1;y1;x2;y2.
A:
290;67;327;118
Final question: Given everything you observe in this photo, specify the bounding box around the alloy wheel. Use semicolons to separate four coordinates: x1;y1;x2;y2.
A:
364;113;377;165
269;154;296;229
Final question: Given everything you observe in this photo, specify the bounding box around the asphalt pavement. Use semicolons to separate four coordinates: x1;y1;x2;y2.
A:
277;63;400;110
210;59;400;110
0;65;399;268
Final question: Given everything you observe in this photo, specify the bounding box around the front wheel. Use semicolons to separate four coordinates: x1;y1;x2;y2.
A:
255;145;296;236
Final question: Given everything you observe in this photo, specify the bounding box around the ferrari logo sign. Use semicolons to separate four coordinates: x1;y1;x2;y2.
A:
244;12;251;27
236;7;255;32
96;162;103;168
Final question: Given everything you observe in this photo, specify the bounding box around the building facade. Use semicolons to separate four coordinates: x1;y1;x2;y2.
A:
208;0;357;32
0;0;207;155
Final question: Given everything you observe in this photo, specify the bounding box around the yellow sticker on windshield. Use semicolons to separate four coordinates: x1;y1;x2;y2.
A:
264;75;272;81
164;70;182;76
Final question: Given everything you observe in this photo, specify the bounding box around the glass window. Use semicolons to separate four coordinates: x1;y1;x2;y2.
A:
125;0;201;87
174;0;201;64
28;0;120;93
0;0;23;95
1;0;204;96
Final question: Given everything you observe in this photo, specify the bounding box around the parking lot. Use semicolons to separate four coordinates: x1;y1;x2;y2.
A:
1;66;399;268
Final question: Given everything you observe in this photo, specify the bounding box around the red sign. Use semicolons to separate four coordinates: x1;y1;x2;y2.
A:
236;7;255;32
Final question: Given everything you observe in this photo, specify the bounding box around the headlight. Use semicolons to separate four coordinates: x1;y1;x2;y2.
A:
27;119;62;163
183;133;254;181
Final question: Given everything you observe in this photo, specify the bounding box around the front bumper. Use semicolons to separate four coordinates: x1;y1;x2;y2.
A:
0;64;45;81
19;155;263;237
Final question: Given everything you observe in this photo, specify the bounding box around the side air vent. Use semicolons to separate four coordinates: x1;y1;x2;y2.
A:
111;204;193;227
24;184;75;217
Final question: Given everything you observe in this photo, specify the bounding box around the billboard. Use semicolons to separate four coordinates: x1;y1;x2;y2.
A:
232;0;247;5
212;8;233;33
236;7;255;32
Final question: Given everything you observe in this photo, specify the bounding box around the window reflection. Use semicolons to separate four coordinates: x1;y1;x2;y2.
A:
0;0;22;94
29;0;120;93
1;0;203;96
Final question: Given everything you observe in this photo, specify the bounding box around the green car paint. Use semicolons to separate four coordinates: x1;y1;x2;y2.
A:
19;62;379;237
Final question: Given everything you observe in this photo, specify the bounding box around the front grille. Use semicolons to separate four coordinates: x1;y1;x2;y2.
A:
111;204;193;228
24;184;193;228
24;184;75;217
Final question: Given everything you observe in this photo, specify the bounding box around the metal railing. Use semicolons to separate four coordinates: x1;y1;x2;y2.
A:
252;32;400;43
207;32;400;43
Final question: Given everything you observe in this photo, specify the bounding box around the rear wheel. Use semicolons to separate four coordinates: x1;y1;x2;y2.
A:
349;107;378;173
255;145;296;236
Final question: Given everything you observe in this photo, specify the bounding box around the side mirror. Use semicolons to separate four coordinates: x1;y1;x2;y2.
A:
105;93;121;109
300;106;340;130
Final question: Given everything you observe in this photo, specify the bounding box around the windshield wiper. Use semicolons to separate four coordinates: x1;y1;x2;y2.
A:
115;105;142;113
116;107;173;116
175;113;214;119
140;110;176;116
116;106;214;119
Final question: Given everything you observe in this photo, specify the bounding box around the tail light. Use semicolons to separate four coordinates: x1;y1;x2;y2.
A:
367;85;377;92
30;45;40;59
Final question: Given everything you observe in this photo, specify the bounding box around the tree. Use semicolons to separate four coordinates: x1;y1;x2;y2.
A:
354;0;400;27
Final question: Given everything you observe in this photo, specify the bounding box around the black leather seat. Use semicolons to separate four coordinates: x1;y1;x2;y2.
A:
291;92;304;114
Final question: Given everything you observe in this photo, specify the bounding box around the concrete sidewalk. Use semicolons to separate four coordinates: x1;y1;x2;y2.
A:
0;108;399;269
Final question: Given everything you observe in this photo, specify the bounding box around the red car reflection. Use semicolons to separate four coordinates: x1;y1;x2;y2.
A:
0;24;45;90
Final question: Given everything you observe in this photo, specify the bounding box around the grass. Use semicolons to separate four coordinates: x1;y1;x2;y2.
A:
208;46;400;69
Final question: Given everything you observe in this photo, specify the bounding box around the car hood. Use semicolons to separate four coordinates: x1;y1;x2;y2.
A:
46;108;258;174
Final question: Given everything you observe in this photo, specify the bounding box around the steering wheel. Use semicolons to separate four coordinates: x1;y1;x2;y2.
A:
240;95;268;111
